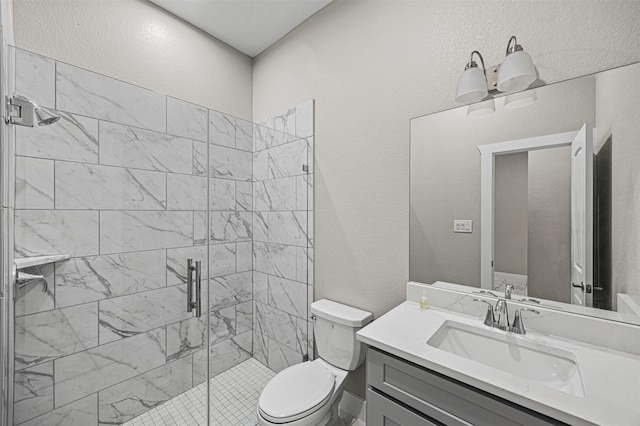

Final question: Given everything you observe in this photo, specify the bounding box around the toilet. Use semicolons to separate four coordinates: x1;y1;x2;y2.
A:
257;299;373;426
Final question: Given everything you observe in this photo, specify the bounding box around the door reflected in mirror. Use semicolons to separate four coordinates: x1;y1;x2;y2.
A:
410;62;640;325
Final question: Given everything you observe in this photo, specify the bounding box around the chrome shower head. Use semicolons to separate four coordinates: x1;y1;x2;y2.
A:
7;95;61;127
34;107;60;126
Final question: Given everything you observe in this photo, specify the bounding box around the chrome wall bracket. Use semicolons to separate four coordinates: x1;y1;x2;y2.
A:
5;96;35;127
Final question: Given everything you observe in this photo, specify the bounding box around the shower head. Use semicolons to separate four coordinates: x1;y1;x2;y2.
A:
7;95;61;127
34;106;60;126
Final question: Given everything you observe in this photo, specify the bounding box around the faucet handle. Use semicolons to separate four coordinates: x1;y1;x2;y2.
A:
504;283;514;299
510;308;540;334
472;298;495;327
473;290;498;298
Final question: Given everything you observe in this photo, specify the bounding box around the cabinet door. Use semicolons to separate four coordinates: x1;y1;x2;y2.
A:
367;388;440;426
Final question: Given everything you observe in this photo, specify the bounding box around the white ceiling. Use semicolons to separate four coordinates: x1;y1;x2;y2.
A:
149;0;334;57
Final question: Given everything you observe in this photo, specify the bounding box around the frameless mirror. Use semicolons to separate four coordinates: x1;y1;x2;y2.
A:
410;62;640;325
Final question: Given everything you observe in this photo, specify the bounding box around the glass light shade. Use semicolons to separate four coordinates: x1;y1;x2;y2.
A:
503;89;538;110
455;66;489;104
496;50;537;93
467;99;496;116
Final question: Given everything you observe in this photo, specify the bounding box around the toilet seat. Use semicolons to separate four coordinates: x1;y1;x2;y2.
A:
258;362;336;424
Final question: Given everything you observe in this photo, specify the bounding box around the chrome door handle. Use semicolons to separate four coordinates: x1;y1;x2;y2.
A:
571;282;584;291
187;258;195;312
195;260;202;318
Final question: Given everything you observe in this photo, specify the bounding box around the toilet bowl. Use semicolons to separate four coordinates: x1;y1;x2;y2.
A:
257;359;347;426
257;299;373;426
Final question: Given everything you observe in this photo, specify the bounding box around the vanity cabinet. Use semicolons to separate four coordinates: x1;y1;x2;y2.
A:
366;348;566;426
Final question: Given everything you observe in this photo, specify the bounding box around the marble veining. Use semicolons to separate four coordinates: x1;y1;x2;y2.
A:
166;246;208;286
254;177;297;212
210;305;236;343
209;243;237;277
254;301;300;353
54;329;166;407
100;121;192;174
254;272;307;318
15;111;99;163
55;251;165;309
253;242;297;282
209;110;236;148
16;157;54;210
210;211;252;243
15;303;99;370
236;242;252;273
235;181;253;212
268;337;302;373
267;211;309;247
166;174;207;211
210;178;236;211
15;48;55;109
210;145;252;181
98;285;191;343
18;394;97;426
210;272;252;309
192;141;207;177
15;210;99;258
14;362;54;424
235;119;253;152
167;97;207;142
55;162;167;210
267;138;309;180
98;356;193;425
208;331;252;377
166;317;206;361
56;62;166;132
100;211;193;254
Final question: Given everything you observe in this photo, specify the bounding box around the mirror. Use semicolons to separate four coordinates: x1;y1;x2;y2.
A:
410;62;640;325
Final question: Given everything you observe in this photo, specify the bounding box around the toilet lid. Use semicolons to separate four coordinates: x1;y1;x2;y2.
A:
259;362;336;423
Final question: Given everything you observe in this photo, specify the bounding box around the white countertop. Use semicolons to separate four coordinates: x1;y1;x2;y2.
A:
357;301;640;426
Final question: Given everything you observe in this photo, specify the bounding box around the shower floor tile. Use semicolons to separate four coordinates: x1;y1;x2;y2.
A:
123;357;276;426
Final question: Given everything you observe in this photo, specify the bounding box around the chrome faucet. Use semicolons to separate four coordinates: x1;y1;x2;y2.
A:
473;297;540;334
494;299;510;330
504;283;514;300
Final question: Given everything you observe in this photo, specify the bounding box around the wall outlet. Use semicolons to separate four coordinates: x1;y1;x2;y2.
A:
454;220;472;233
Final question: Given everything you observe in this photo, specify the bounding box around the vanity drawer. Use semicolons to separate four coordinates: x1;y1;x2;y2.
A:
367;348;565;426
367;387;442;426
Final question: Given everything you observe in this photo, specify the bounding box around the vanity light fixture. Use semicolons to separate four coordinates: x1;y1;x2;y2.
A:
455;36;538;104
455;51;489;104
503;89;538;110
496;36;537;93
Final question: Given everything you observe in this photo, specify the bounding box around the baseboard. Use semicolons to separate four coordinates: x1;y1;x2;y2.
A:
340;390;366;423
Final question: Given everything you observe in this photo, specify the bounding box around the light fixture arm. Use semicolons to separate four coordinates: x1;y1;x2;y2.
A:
505;35;523;55
466;50;486;71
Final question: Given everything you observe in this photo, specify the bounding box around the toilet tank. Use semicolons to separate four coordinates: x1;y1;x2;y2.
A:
310;299;373;371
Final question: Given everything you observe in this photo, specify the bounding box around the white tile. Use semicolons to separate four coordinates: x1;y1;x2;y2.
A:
55;250;166;307
15;48;55;109
57;62;166;132
55;162;166;210
209;110;236;148
100;121;192;174
15;111;99;163
54;329;166;407
15;303;98;370
167;174;207;210
210;145;252;181
167;97;207;142
15;210;99;257
16;157;54;209
100;211;193;253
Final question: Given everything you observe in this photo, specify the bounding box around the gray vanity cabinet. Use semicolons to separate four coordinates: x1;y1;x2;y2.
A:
366;348;566;426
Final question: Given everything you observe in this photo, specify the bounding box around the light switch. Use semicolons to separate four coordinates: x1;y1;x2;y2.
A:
454;220;472;233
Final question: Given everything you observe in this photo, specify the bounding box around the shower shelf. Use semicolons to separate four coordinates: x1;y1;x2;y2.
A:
15;254;70;269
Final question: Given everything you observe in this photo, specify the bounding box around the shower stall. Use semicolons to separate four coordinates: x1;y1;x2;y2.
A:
0;43;314;426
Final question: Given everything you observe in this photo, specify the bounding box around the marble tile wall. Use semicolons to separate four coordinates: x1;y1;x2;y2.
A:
252;100;315;372
12;48;255;425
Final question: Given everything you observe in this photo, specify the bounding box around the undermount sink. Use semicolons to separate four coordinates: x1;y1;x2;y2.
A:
427;321;585;397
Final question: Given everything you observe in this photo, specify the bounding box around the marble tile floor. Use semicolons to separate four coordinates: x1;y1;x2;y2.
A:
123;357;276;426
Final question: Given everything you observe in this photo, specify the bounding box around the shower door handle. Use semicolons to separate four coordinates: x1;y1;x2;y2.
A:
195;260;202;318
187;259;195;312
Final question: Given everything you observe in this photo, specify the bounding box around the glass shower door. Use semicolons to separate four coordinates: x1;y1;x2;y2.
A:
10;45;210;425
